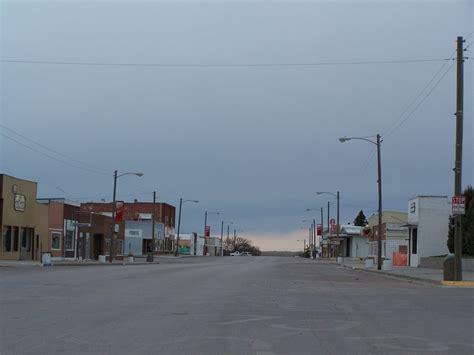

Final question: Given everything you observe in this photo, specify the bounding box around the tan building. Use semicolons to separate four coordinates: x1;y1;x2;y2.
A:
0;174;48;261
367;210;408;260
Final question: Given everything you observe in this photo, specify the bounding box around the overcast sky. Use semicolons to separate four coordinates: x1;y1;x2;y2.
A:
1;0;472;250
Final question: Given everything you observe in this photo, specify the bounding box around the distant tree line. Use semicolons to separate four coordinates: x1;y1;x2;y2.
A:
224;235;261;256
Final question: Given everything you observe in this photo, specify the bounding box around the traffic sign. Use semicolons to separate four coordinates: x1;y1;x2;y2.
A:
452;196;465;216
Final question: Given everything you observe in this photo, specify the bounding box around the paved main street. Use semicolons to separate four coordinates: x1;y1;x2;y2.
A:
1;257;473;354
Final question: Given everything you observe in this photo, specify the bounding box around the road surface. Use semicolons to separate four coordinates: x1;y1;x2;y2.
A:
1;257;473;354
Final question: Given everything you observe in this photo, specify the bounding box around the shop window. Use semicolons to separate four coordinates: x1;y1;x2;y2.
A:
3;226;12;252
12;227;19;252
65;230;74;250
51;232;61;250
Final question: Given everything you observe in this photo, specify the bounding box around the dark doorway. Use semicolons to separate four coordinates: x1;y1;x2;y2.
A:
93;234;103;260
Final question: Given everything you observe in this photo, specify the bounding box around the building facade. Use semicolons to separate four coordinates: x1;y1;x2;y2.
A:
407;196;449;267
81;200;176;252
367;211;408;261
124;219;165;256
37;198;80;260
0;175;48;261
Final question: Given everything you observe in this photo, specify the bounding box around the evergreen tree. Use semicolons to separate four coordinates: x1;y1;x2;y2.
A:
447;185;474;255
353;210;368;226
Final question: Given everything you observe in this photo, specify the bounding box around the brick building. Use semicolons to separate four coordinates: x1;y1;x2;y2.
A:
37;198;80;260
80;200;176;253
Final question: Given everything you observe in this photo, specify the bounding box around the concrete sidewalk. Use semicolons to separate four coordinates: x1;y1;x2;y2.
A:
0;259;160;267
336;257;474;285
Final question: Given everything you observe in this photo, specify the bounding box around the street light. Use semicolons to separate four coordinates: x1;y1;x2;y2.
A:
317;191;340;258
221;220;233;256
339;134;383;270
109;170;143;263
175;198;199;256
302;219;314;258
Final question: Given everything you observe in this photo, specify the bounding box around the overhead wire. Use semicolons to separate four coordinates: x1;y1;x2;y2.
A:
1;132;110;176
0;58;451;68
0;123;109;175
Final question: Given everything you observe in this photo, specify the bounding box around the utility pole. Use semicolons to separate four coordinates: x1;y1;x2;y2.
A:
220;220;224;256
175;198;183;256
150;191;156;262
109;170;118;263
320;207;324;258
313;218;316;258
327;201;330;257
336;191;340;257
376;134;383;271
454;36;464;281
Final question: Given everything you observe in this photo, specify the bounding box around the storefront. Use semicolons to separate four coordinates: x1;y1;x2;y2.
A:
0;174;48;261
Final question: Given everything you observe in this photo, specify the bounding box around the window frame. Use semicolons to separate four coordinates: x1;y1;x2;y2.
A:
51;231;62;251
3;226;12;252
65;229;74;251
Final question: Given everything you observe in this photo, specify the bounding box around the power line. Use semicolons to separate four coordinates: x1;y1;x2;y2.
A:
1;133;110;176
0;58;451;68
382;49;457;137
384;60;456;138
0;123;109;175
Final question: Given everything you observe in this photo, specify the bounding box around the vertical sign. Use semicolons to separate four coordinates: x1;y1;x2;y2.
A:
317;224;322;236
205;226;211;237
115;201;125;222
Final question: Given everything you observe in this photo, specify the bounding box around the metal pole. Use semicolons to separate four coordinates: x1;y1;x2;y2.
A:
376;134;383;271
220;220;224;256
109;170;117;263
151;191;156;262
204;211;208;255
327;201;330;257
336;191;340;257
320;207;324;258
313;218;316;258
454;36;464;281
175;198;183;256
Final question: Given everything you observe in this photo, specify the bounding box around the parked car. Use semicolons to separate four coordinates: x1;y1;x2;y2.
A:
230;251;241;256
241;252;252;256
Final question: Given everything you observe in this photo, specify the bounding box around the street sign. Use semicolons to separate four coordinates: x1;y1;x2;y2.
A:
317;224;322;236
205;226;211;237
452;196;465;216
115;201;125;222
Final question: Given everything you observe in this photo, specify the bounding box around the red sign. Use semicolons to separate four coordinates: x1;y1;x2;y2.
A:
205;226;211;237
115;201;124;222
317;224;323;236
452;196;465;216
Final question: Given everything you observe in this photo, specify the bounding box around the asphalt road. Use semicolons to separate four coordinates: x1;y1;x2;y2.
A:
1;257;473;354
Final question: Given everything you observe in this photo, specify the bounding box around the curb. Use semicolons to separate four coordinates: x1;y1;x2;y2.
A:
440;280;474;287
338;263;440;285
49;262;160;267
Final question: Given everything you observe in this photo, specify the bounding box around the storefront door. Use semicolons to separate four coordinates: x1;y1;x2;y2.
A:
20;228;33;260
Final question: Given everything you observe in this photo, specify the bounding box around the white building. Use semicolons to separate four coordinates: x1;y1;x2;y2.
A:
338;225;369;258
406;196;450;267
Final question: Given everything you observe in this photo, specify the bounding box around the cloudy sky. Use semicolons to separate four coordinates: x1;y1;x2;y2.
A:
1;0;472;250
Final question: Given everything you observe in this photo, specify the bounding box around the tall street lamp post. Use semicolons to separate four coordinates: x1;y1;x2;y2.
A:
340;134;383;270
109;170;143;263
307;208;323;257
317;191;340;257
175;198;199;256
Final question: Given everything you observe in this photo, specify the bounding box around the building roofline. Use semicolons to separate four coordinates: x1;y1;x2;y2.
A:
0;173;38;185
408;195;448;200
